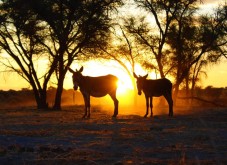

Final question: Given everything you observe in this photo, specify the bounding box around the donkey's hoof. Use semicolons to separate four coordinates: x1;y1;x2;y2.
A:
112;115;117;118
169;113;173;117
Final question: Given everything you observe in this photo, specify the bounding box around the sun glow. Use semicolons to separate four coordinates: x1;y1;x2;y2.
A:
65;60;164;95
65;60;135;95
117;75;134;95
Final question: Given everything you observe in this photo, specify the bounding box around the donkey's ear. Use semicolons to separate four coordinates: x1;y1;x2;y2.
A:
67;67;75;73
78;66;84;72
133;72;138;78
144;74;148;79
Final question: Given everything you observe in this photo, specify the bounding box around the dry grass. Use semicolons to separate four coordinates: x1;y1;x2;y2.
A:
0;106;226;164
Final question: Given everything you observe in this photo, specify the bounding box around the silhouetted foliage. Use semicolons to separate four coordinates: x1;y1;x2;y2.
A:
123;0;226;103
0;0;123;110
0;0;51;109
0;0;226;109
167;3;227;101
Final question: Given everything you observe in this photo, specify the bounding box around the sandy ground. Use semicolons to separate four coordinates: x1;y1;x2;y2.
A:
0;106;226;165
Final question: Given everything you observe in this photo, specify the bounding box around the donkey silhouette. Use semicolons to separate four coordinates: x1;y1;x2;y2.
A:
133;73;173;117
68;66;119;118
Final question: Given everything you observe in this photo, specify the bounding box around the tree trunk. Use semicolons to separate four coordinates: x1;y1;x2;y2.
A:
33;90;48;109
53;67;66;110
190;78;196;105
185;74;190;105
157;58;165;78
37;96;48;109
53;79;64;110
173;82;180;106
30;81;48;109
52;54;73;110
131;77;138;106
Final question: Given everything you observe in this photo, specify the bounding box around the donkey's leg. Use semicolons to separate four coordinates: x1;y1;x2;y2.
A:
87;96;91;118
109;92;119;117
144;96;149;118
82;93;88;118
164;94;173;117
150;97;153;117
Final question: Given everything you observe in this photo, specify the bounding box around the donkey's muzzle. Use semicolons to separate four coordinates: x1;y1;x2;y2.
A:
74;85;78;90
73;81;79;90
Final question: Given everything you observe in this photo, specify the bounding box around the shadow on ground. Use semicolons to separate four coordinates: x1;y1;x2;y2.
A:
0;106;226;164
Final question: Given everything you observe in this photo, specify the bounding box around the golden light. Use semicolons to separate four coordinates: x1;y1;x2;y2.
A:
134;64;161;79
117;74;134;95
65;60;134;96
65;60;164;95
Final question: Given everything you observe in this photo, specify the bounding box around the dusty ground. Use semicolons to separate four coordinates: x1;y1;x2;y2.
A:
0;106;226;165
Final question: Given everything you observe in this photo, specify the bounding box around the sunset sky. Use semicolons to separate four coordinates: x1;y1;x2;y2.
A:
0;0;226;91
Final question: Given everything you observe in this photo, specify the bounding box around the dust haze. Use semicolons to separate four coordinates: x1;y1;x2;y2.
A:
0;88;227;164
0;88;173;116
1;86;226;117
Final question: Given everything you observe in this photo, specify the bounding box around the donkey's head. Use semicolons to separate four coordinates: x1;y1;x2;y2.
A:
68;66;84;90
133;72;148;95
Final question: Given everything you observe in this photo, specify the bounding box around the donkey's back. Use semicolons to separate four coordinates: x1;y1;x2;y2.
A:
144;78;172;97
83;75;118;96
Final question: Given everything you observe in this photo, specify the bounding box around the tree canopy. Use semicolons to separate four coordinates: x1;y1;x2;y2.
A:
0;0;123;109
0;0;226;108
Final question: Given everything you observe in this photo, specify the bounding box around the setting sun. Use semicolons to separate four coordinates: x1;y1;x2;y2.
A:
63;59;174;97
0;0;226;163
117;76;134;95
66;60;135;96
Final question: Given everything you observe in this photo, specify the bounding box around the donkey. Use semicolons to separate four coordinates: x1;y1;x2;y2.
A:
133;73;173;117
68;66;119;118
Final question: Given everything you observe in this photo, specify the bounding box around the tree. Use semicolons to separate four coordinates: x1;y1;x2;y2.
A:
167;2;227;102
126;0;226;103
0;0;52;108
0;0;123;110
190;58;208;98
126;0;182;78
97;24;144;90
29;0;123;110
90;23;145;106
166;0;198;101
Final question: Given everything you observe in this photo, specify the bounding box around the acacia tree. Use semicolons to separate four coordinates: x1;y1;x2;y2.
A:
0;0;52;108
166;0;198;101
190;4;227;95
167;2;227;101
0;0;123;109
124;0;226;103
90;23;145;106
96;24;143;90
190;58;208;98
28;0;122;110
126;0;182;78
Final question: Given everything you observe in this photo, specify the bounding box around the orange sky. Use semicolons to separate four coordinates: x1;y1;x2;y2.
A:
0;0;226;91
1;58;226;91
